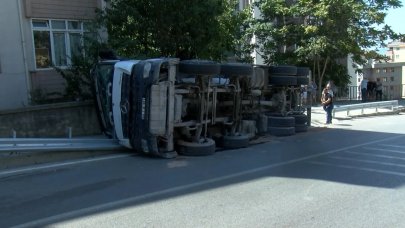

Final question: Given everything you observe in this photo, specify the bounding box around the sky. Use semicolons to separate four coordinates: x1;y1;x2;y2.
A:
384;0;405;35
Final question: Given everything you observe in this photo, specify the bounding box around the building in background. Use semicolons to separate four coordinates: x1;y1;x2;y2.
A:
362;41;405;99
0;0;104;110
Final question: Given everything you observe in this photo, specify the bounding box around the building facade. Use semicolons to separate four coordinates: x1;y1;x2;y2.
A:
362;41;405;99
0;0;103;110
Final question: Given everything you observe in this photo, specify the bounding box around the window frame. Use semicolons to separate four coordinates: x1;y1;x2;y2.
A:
31;18;87;70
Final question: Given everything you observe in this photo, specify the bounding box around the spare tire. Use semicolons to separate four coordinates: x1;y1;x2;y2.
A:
288;114;307;125
268;116;295;127
223;134;250;149
177;138;216;156
296;76;309;85
268;127;296;136
296;67;310;76
269;65;297;75
269;75;297;86
220;63;253;77
179;60;221;75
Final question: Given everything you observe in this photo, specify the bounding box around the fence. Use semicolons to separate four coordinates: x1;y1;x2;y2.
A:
334;84;405;101
332;100;399;117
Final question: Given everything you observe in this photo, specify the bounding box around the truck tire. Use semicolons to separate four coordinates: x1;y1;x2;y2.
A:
267;116;295;127
268;127;295;136
269;65;297;75
288;114;307;125
295;124;308;133
223;134;250;149
296;67;310;76
177;138;216;156
179;60;221;75
269;75;297;86
296;76;309;85
220;63;253;77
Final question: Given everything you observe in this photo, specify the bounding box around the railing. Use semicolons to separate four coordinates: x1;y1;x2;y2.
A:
334;84;405;101
332;100;399;117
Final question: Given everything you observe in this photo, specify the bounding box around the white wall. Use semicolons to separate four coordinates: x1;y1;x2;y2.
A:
0;0;29;109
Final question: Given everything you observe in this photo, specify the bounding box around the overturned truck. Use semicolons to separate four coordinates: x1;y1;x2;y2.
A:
92;58;310;158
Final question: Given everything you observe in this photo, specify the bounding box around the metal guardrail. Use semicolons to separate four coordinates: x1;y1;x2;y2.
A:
332;100;399;117
0;138;124;152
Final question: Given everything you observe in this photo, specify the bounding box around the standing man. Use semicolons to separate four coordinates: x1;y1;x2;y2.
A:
321;87;334;125
360;77;368;102
376;78;383;101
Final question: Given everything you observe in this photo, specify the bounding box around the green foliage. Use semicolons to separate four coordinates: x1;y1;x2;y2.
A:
251;0;404;88
55;22;110;101
100;0;250;61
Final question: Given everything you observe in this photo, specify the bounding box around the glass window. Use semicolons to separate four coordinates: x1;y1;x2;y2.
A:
32;20;49;28
68;21;81;30
396;47;400;50
391;68;395;72
51;20;66;29
383;77;387;82
33;31;51;68
32;19;88;69
391;77;394;82
396;55;400;59
53;33;67;66
69;33;82;58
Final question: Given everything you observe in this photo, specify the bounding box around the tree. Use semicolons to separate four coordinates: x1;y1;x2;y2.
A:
251;0;404;93
100;0;250;61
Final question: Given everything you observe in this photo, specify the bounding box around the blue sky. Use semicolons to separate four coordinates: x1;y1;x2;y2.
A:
385;0;405;34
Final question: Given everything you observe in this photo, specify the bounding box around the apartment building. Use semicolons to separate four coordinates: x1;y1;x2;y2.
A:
362;41;405;99
0;0;103;110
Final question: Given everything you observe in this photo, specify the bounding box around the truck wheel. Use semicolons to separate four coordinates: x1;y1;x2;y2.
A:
177;138;216;156
295;124;308;133
269;75;297;86
220;63;253;77
296;67;310;76
179;60;221;75
289;114;307;125
267;116;295;127
296;76;309;85
268;127;296;136
223;134;250;149
269;65;297;75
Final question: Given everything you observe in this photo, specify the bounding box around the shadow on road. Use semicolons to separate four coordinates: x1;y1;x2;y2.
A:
2;127;405;227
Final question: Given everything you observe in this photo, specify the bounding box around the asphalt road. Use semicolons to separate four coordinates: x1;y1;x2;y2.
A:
1;113;405;227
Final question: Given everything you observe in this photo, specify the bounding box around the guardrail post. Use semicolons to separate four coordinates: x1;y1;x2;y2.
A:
67;127;72;139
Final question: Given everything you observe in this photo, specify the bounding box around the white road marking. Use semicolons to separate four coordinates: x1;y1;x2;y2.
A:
0;154;132;178
343;150;405;161
308;161;405;177
362;147;405;154
379;144;405;149
12;134;405;228
329;156;405;168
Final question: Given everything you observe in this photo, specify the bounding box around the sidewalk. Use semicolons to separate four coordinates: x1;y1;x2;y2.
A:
309;99;405;128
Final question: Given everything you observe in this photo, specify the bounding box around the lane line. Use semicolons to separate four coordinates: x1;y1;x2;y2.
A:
12;134;405;228
343;150;405;161
0;154;132;178
379;144;405;149
362;147;405;154
308;161;405;177
329;156;405;168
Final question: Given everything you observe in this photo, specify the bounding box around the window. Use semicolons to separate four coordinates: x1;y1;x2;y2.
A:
391;68;395;72
32;19;88;69
391;77;394;82
376;69;380;73
396;47;400;50
383;68;387;73
383;77;388;82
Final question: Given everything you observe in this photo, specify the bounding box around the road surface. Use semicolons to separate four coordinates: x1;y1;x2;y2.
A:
1;113;405;227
